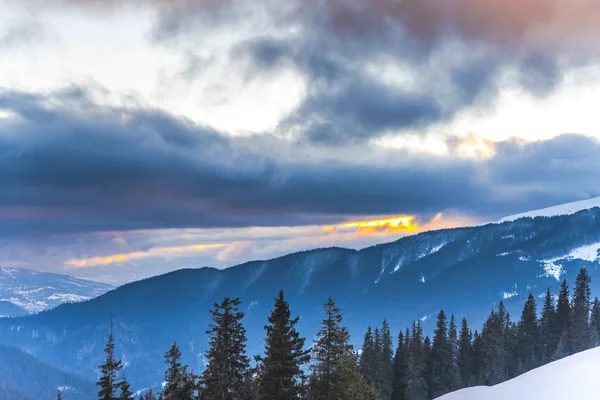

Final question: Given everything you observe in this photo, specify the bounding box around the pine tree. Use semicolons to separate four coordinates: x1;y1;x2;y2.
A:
428;310;455;398
372;327;382;392
471;331;483;385
539;287;557;363
591;297;600;339
141;389;157;400
360;326;375;385
57;391;62;400
118;375;134;400
200;297;250;400
552;329;569;361
163;342;195;399
555;279;571;352
97;319;124;400
479;309;507;385
404;321;428;400
391;331;407;400
309;298;375;399
377;320;394;400
457;318;474;388
517;293;540;372
258;290;310;400
570;267;592;353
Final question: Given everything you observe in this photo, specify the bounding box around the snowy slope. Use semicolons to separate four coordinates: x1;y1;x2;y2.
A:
499;196;600;222
436;347;600;400
0;267;113;316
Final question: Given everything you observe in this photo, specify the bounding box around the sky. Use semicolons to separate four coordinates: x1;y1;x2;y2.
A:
1;0;600;284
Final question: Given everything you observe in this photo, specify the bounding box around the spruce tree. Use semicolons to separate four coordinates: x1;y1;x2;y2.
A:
200;297;250;400
591;297;600;339
552;329;569;361
258;290;310;400
97;319;124;400
163;342;195;399
517;293;540;372
118;376;134;400
372;327;382;392
570;267;592;353
141;389;157;400
457;318;474;388
360;326;375;385
428;310;455;398
479;309;507;385
377;320;394;400
539;287;557;363
391;331;407;400
309;298;375;399
555;279;571;351
404;321;428;400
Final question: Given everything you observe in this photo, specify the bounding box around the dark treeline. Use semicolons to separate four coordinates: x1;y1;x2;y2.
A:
81;267;600;400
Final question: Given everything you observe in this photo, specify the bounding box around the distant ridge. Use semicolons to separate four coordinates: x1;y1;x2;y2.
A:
499;196;600;223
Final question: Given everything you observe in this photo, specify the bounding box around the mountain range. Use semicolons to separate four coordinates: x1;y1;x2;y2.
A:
0;268;113;317
0;199;599;392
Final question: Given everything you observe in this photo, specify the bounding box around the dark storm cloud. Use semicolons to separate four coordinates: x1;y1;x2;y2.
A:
1;89;600;235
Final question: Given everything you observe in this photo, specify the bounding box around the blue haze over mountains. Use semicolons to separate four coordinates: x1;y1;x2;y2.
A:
1;207;600;394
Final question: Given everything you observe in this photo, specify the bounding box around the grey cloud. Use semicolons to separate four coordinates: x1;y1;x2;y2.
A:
1;89;600;236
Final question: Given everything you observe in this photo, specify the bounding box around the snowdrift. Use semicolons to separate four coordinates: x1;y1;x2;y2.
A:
436;346;600;400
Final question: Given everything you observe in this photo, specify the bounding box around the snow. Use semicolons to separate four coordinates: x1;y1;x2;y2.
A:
47;293;91;302
499;196;600;222
436;346;600;400
541;260;565;281
568;242;600;262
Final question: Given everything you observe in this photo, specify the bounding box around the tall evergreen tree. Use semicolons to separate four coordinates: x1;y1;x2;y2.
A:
457;318;474;388
309;298;375;399
591;297;600;338
555;279;571;350
97;319;124;400
478;309;507;385
391;331;407;400
200;297;250;400
57;391;62;400
448;315;460;390
118;375;134;400
517;293;540;372
404;321;428;400
258;290;310;400
471;331;483;385
570;267;592;353
376;320;394;400
539;287;557;363
360;326;375;385
141;389;157;400
163;342;195;400
428;310;455;398
372;327;382;391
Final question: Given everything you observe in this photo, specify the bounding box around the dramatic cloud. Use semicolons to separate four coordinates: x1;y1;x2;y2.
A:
1;88;599;239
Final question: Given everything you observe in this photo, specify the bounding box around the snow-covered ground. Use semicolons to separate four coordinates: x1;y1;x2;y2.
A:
436;346;600;400
0;267;113;315
499;196;600;222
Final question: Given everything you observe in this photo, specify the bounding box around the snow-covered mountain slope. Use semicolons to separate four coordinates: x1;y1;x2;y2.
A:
0;267;113;316
436;346;600;400
499;196;600;222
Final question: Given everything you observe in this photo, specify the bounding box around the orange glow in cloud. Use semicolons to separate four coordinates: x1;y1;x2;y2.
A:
324;216;420;236
66;243;223;268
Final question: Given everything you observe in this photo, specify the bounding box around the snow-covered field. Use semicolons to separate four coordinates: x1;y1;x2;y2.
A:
436;347;600;400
